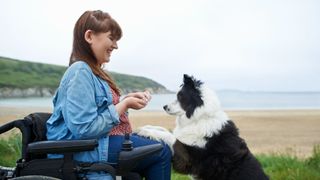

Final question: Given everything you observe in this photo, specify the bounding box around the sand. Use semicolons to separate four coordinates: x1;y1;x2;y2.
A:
1;106;319;157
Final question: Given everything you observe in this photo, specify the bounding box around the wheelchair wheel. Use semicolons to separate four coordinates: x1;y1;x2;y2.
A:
12;175;61;180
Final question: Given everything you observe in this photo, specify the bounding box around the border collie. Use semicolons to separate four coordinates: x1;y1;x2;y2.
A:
136;74;269;180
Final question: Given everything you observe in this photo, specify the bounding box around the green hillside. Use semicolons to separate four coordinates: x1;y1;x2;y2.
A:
0;57;66;89
0;56;168;96
111;72;166;93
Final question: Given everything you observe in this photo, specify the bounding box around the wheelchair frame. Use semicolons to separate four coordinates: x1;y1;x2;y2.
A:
0;112;163;180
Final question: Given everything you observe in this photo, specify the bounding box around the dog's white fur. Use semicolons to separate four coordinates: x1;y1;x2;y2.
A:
136;85;229;152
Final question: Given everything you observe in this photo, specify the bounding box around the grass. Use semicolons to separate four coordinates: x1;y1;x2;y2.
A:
0;135;319;179
257;145;320;180
0;134;21;167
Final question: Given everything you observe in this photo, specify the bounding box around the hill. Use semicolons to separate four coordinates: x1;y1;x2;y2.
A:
0;56;169;97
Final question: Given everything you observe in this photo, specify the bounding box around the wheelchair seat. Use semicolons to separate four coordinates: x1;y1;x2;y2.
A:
0;112;163;180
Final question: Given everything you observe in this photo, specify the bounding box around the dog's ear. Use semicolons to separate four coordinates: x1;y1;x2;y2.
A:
183;74;195;88
183;74;203;89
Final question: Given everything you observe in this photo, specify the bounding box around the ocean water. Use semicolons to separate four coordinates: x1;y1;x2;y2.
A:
0;91;319;111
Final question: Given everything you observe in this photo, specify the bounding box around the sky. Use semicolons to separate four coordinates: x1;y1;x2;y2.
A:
0;0;319;92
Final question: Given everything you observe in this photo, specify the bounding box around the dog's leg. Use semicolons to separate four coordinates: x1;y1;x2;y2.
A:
138;125;171;133
135;125;176;152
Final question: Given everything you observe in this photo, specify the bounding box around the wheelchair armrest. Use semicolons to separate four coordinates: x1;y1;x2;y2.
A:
117;143;163;174
27;139;98;154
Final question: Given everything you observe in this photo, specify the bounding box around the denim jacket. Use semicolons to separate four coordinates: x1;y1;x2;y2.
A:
46;61;120;166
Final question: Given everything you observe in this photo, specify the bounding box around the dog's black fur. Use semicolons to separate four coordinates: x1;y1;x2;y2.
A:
172;121;268;180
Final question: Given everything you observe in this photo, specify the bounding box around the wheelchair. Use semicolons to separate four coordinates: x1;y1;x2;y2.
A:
0;112;163;180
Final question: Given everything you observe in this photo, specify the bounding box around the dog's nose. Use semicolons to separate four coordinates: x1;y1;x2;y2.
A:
163;105;168;111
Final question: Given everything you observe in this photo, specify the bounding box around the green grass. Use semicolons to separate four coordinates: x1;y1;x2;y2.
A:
256;145;320;180
0;135;319;180
0;134;21;167
171;170;190;180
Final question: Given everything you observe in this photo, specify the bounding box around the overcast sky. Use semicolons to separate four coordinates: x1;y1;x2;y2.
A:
1;0;319;92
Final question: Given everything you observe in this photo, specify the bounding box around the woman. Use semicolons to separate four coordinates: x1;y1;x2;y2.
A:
46;10;171;180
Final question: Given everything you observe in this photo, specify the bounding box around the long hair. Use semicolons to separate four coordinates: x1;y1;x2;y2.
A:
70;10;122;95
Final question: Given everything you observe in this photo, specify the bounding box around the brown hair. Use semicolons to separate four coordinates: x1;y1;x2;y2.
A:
69;10;122;95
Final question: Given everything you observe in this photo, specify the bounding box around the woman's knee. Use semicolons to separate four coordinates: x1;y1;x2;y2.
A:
160;142;172;162
130;134;172;162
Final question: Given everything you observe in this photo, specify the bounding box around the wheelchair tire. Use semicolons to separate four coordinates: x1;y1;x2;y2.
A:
12;175;61;180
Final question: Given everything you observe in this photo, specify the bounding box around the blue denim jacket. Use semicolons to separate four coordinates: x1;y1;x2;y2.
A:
46;61;120;171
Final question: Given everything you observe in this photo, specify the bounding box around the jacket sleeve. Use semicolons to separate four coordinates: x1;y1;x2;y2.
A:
62;67;120;139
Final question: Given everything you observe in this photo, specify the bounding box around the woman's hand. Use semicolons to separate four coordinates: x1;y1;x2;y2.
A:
123;96;148;110
115;90;152;115
125;90;152;103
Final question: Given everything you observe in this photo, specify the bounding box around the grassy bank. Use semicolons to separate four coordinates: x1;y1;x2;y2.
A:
257;146;320;179
1;135;319;179
0;134;21;167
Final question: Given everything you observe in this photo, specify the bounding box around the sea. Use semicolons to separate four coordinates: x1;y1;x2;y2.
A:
0;91;319;111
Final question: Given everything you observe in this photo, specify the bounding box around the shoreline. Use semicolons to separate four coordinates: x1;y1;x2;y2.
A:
1;107;319;157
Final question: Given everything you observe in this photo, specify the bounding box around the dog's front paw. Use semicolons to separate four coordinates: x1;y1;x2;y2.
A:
135;126;159;140
135;125;176;149
137;125;170;132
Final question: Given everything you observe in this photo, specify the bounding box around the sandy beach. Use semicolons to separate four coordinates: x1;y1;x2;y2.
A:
1;106;319;157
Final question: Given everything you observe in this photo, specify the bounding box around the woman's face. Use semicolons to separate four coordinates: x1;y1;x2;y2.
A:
89;31;118;65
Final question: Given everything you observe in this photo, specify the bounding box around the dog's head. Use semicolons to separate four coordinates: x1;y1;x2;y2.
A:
164;74;222;119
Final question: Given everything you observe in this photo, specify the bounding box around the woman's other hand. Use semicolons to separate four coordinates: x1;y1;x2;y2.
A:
124;96;148;110
116;90;151;115
125;90;152;103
